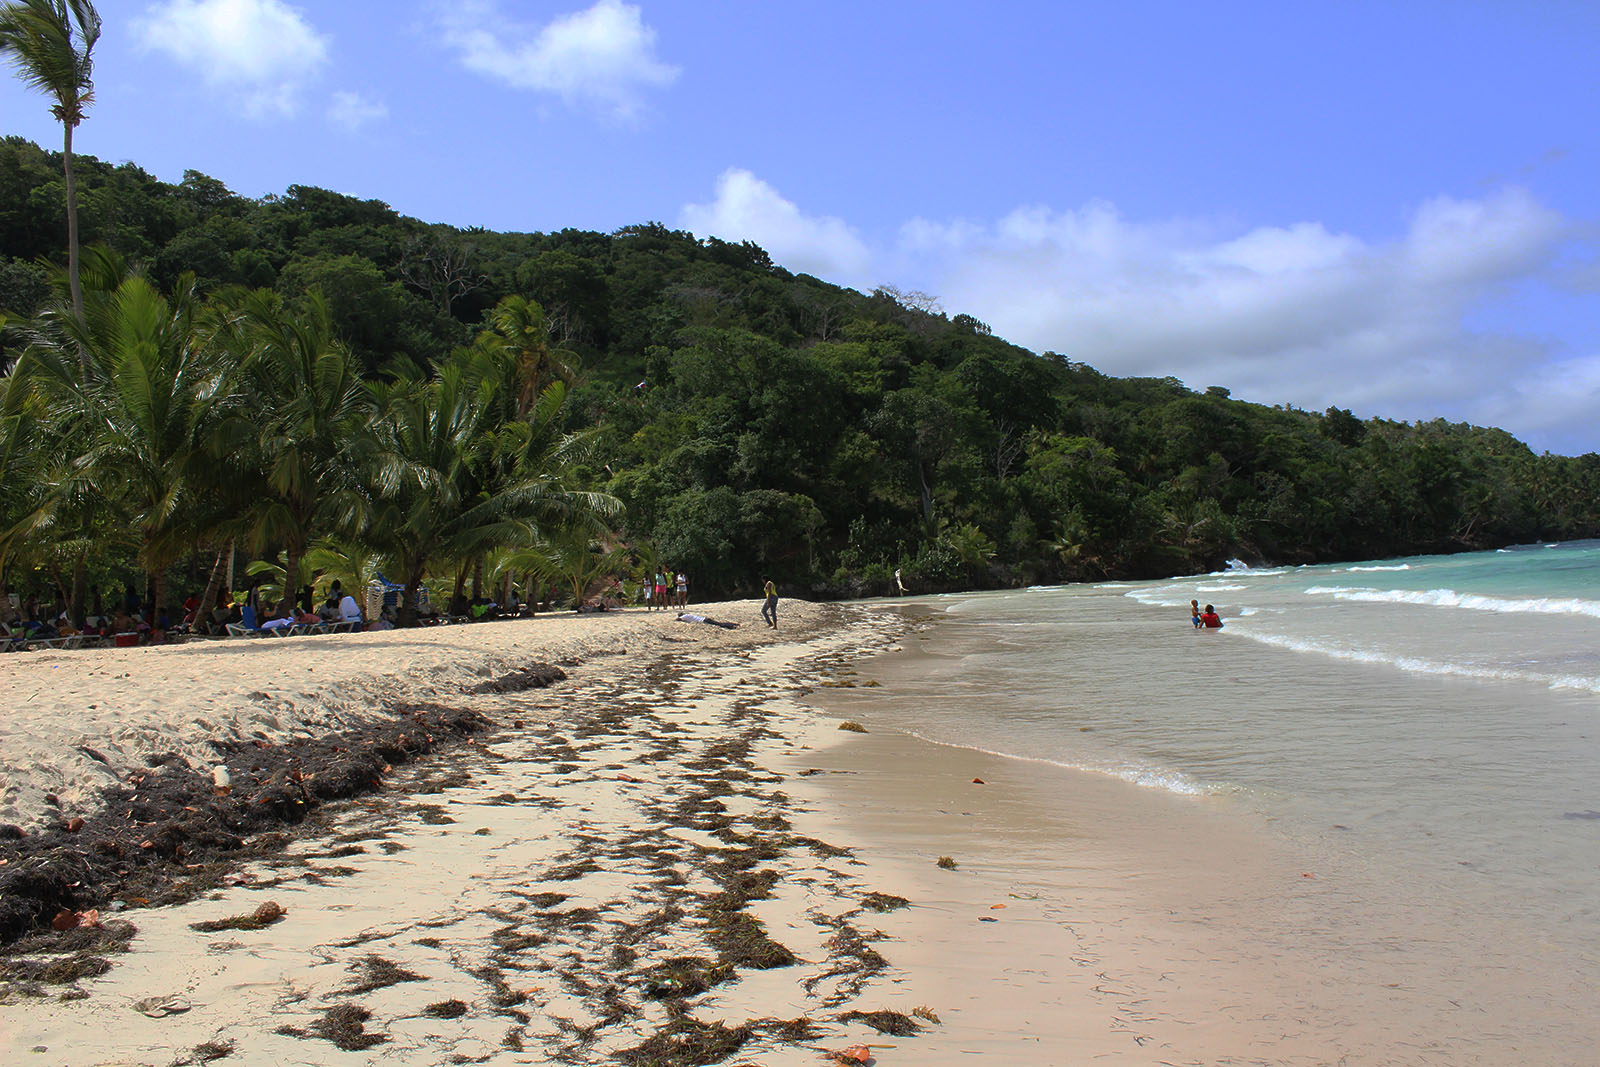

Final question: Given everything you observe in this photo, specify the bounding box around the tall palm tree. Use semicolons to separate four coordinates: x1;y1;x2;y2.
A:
0;0;101;372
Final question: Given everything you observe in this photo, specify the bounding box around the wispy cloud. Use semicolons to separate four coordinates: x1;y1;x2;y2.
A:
682;173;1593;453
134;0;329;119
437;0;678;121
328;90;387;131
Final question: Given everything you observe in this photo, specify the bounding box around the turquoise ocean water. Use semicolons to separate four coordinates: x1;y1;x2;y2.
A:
862;539;1600;1036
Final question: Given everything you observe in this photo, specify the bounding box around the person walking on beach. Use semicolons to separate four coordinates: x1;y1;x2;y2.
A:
895;568;907;595
761;579;778;628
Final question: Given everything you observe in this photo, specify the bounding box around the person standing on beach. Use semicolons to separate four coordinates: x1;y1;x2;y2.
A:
676;570;688;608
761;579;778;628
654;569;666;612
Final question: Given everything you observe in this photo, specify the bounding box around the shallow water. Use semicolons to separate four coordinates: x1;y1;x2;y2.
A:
850;541;1600;1060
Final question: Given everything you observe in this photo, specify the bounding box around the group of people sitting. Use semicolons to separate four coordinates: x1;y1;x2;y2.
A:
1;585;170;647
242;581;369;632
1;579;393;649
1189;599;1224;629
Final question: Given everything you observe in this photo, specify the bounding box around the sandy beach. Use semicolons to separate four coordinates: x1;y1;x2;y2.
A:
9;595;1574;1065
2;599;993;1066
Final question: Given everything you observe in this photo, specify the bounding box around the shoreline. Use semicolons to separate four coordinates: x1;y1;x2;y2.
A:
801;594;1600;1065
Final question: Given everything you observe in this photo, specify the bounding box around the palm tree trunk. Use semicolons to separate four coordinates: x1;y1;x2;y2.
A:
63;122;87;378
69;551;87;627
281;541;302;616
401;570;424;628
471;555;484;601
195;540;231;632
148;567;164;635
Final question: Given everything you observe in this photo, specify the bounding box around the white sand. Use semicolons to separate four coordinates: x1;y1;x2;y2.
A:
0;600;814;833
3;599;960;1066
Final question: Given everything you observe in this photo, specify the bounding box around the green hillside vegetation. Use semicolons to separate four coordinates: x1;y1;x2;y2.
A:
4;135;1599;621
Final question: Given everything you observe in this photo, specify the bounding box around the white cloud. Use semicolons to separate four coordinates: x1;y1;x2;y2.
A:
681;172;1595;453
680;169;872;280
135;0;329;118
437;0;678;121
328;90;387;131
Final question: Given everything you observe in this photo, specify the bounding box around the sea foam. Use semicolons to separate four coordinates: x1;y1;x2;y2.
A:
1238;630;1600;694
1304;585;1600;620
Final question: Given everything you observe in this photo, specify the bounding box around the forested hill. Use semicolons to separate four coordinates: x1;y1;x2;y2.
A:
4;135;1598;596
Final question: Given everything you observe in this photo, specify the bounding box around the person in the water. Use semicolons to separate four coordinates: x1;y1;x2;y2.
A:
1199;604;1223;629
1190;599;1202;628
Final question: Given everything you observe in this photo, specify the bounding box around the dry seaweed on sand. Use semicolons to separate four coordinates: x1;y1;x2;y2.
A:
337;954;426;995
936;856;958;870
837;721;868;733
173;1040;235;1064
189;899;284;932
860;892;909;912
423;998;469;1018
0;702;490;948
837;1009;922;1036
280;1003;389;1051
639;956;735;999
615;1019;754;1066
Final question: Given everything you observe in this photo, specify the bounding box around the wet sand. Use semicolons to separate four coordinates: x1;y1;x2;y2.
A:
801;615;1600;1065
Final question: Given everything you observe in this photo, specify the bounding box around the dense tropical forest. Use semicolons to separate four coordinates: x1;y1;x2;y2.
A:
4;132;1599;623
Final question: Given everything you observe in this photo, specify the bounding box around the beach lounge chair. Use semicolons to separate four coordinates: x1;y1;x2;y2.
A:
27;635;86;650
225;605;272;638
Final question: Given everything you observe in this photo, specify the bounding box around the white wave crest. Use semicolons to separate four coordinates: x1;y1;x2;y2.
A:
1209;566;1289;578
896;728;1218;797
1237;631;1600;694
1305;585;1600;620
1341;564;1412;572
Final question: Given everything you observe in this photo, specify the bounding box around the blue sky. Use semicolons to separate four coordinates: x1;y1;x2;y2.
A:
4;0;1599;453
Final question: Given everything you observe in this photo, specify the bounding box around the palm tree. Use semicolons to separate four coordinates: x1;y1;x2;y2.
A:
362;361;619;625
505;524;620;609
218;289;371;615
472;295;578;418
0;0;101;371
16;266;238;621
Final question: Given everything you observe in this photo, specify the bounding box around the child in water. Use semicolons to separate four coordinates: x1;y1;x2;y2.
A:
1190;599;1202;628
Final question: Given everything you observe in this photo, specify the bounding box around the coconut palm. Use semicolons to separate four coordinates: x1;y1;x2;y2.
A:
15;267;238;619
0;0;101;369
503;524;620;610
362;359;618;625
217;289;372;614
472;295;578;418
